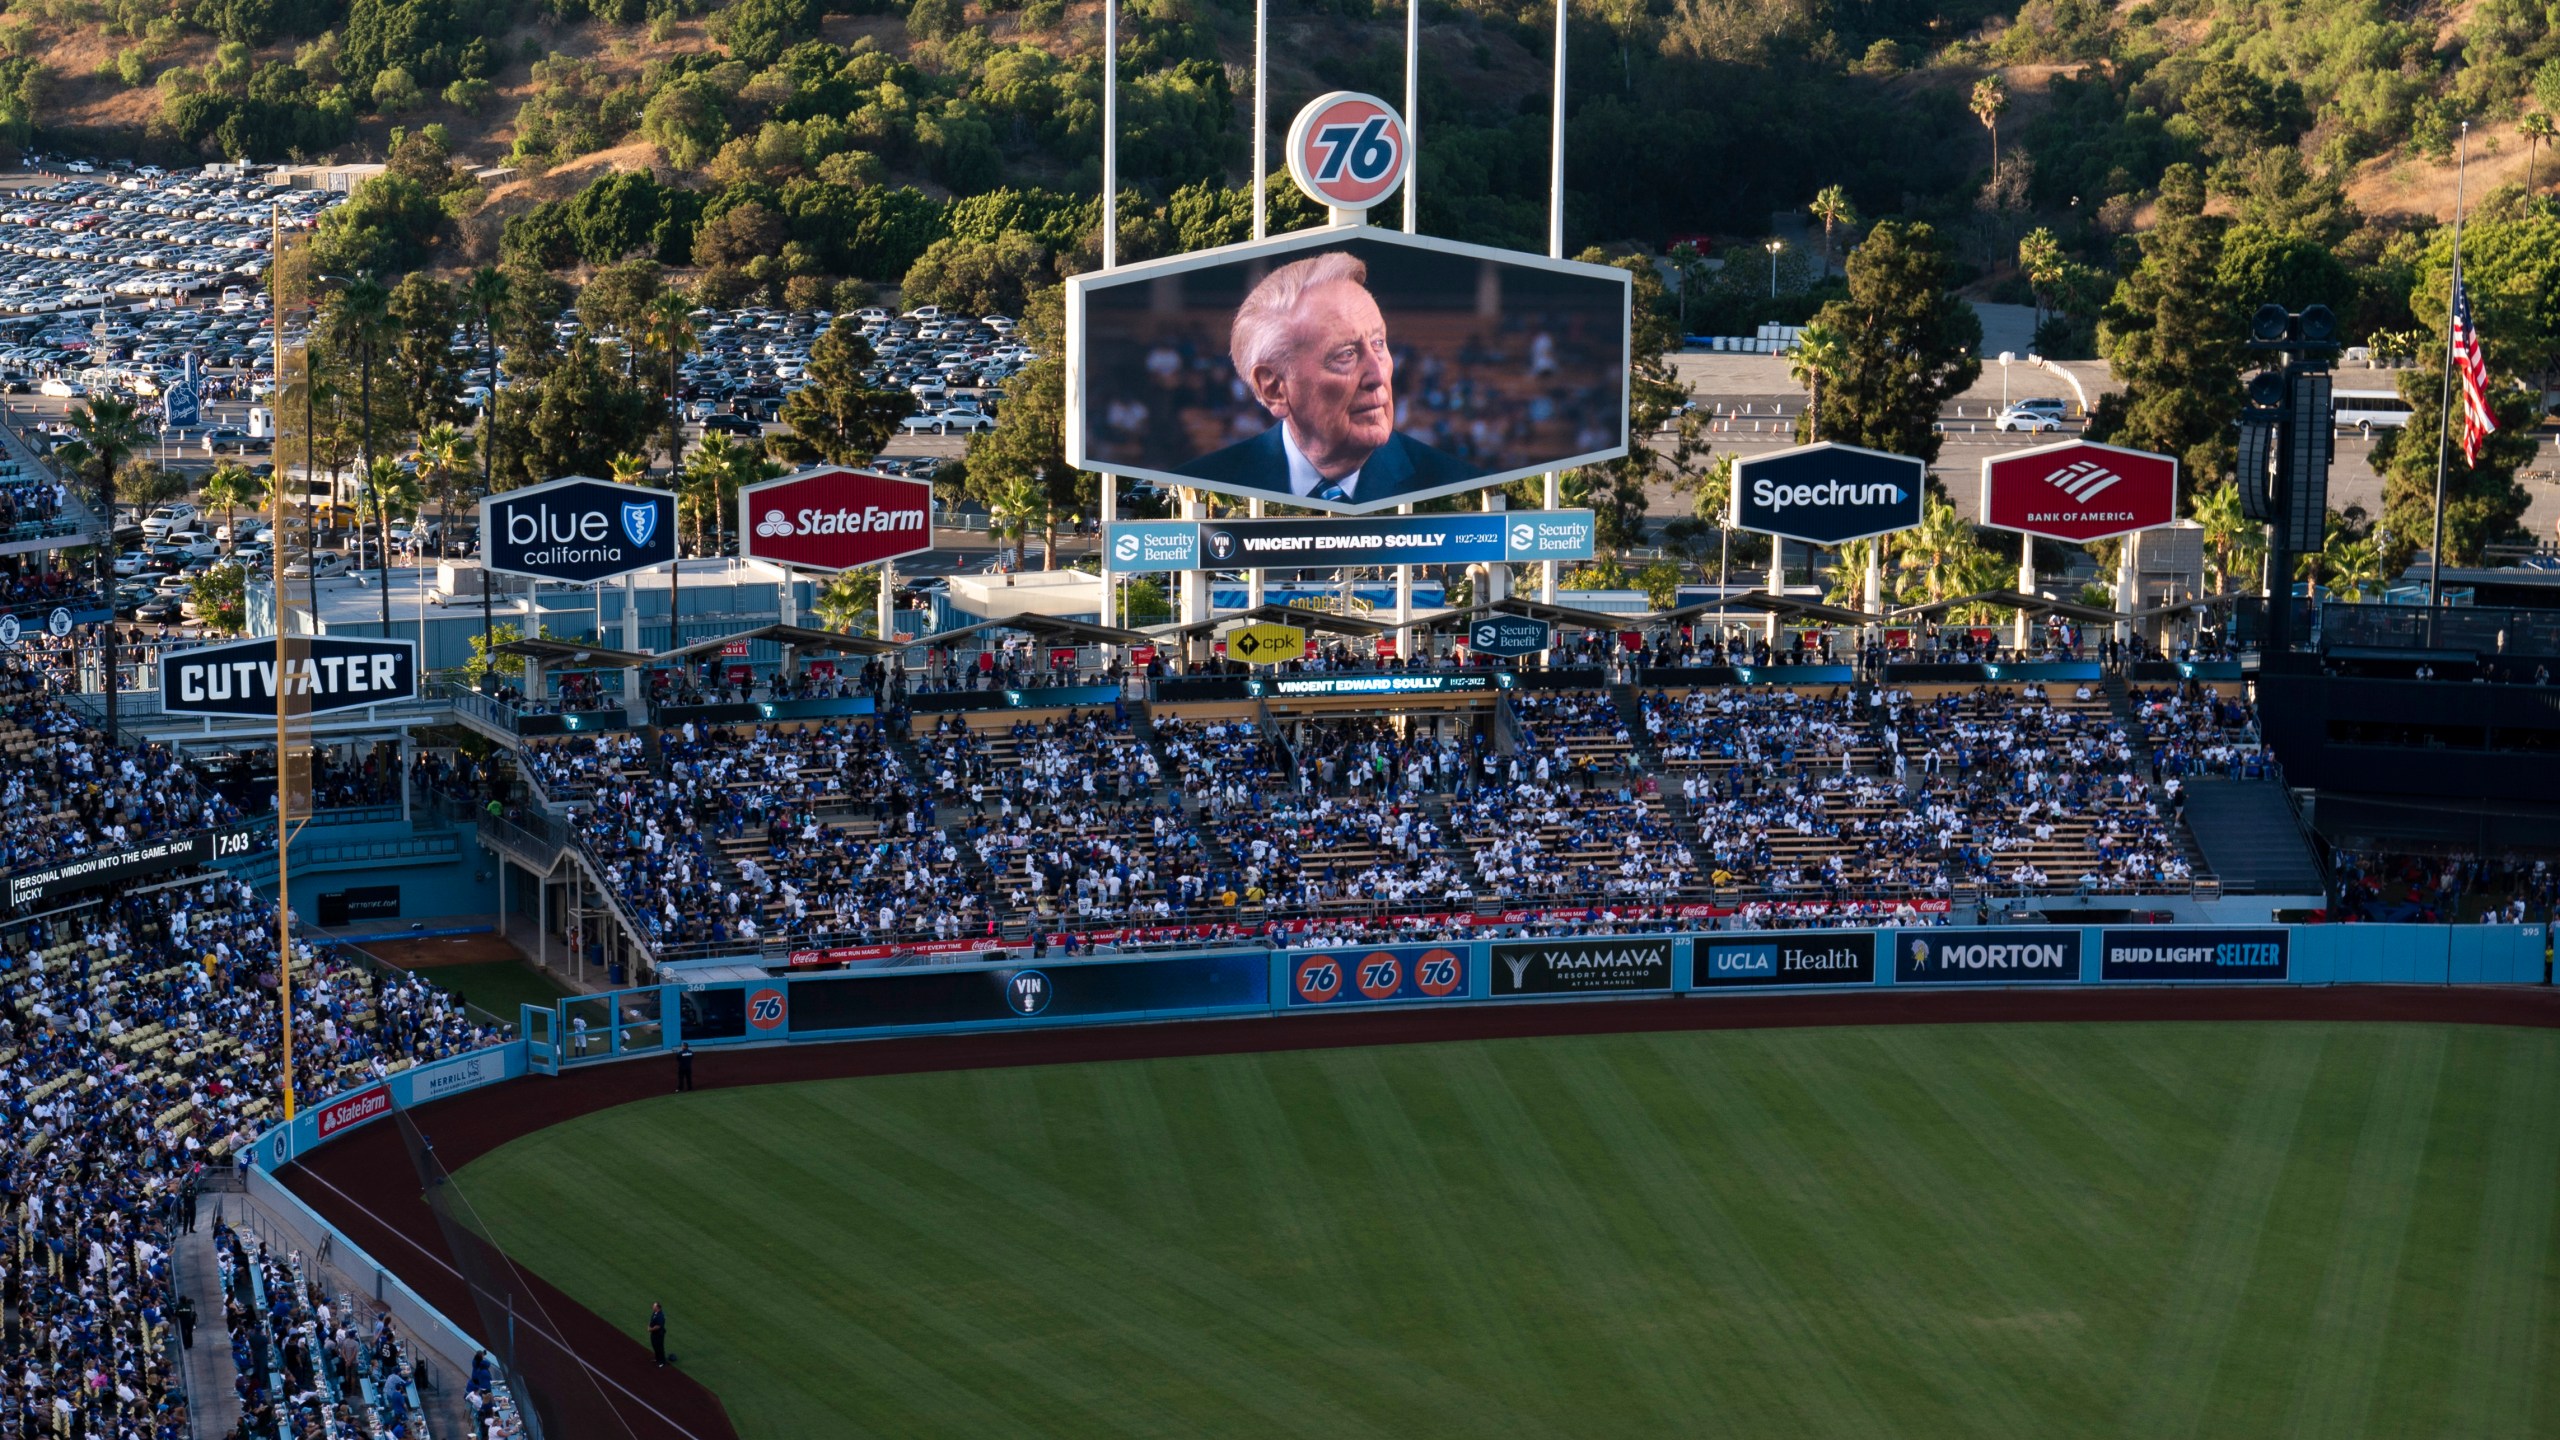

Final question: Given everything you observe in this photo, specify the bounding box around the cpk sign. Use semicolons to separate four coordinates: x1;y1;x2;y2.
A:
739;467;933;573
1982;440;2178;543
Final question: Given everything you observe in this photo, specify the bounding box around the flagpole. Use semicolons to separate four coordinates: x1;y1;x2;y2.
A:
2426;120;2468;643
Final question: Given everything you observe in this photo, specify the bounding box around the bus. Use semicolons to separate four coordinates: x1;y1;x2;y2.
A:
2333;389;2414;431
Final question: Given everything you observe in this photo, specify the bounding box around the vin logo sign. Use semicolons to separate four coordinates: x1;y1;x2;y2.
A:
1490;937;1673;996
2099;927;2288;982
162;636;417;716
1895;928;2083;985
1695;933;1876;988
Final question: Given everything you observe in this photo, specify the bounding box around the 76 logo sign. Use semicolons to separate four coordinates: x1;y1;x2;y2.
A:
746;987;787;1031
1287;92;1409;210
1289;947;1467;1006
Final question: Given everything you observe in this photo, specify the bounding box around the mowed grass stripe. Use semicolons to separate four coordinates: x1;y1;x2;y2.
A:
1588;1037;1908;1438
2119;1026;2325;1439
2442;1029;2560;1439
451;1022;2560;1440
836;1064;1534;1437
2277;1027;2448;1439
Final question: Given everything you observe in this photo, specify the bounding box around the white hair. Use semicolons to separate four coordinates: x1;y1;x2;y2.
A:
1228;251;1369;406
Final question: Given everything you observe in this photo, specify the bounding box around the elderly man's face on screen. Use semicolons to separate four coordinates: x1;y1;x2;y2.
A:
1246;279;1396;478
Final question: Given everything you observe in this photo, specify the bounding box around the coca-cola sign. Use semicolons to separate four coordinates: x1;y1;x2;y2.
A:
738;467;935;573
1981;440;2178;543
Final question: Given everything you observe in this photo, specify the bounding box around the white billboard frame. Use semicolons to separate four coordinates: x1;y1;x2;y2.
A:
1064;222;1633;516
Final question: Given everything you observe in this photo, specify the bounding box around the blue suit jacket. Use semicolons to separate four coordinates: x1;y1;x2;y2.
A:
1174;426;1481;507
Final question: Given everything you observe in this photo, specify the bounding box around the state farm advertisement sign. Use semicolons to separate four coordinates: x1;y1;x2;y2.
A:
1981;440;2177;542
739;467;934;572
314;1083;393;1140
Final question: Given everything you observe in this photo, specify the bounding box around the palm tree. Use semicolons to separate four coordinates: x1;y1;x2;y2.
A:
1894;497;1997;606
2192;479;2264;595
200;461;261;549
985;471;1048;569
684;432;742;561
1809;184;1856;277
362;457;423;574
324;275;394;626
56;397;148;738
1971;75;2011;189
412;422;474;561
2324;532;2384;601
464;265;511;672
609;452;651;486
640;293;695;478
1785;321;1844;442
2523;112;2556;193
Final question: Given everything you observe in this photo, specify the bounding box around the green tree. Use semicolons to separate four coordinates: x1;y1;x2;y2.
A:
1806;221;1982;469
413;421;474;558
503;336;656;488
962;286;1089;568
2192;478;2266;595
1970;75;2011;188
188;562;249;634
1537;250;1690;553
200;461;262;546
812;567;881;633
386;271;464;435
1786;320;1844;443
639;291;695;477
771;318;916;466
1809;184;1857;276
2522;113;2555;193
2092;164;2240;488
1893;496;2005;605
56;397;149;736
2371;206;2557;568
900;231;1050;318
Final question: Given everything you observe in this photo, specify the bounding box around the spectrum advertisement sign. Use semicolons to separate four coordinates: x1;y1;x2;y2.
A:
1489;936;1674;996
1106;511;1596;573
1287;944;1469;1006
1731;442;1927;546
2098;927;2288;982
1893;928;2084;985
1693;932;1876;988
739;467;934;573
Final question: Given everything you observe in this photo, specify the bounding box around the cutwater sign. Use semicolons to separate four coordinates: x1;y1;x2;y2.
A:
1103;512;1596;573
1466;616;1551;656
482;476;677;584
1695;933;1876;988
2098;927;2288;982
1732;442;1927;546
1894;927;2083;984
161;636;418;717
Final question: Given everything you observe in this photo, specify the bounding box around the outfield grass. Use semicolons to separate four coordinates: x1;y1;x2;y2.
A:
455;1022;2560;1439
410;960;573;1029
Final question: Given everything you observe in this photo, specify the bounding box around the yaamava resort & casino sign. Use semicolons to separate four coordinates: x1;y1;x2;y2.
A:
740;467;936;573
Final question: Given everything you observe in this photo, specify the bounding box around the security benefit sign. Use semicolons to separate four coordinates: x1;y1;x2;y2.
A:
1288;945;1468;1006
1981;440;2178;543
161;636;417;717
481;475;677;584
2098;927;2288;982
1731;442;1927;546
1465;616;1552;657
1490;935;1675;996
740;467;935;573
1693;932;1876;988
1894;928;2084;985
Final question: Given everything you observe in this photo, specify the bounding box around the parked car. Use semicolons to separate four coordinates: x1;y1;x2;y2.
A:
141;503;199;539
1994;406;2064;433
701;413;760;436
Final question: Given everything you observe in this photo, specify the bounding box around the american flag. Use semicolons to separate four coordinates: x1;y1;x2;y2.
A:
2450;273;2498;465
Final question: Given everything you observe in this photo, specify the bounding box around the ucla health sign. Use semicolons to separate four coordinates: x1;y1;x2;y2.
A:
2098;927;2288;982
1694;932;1876;988
1732;442;1926;546
1894;928;2083;984
482;475;676;584
1105;511;1595;573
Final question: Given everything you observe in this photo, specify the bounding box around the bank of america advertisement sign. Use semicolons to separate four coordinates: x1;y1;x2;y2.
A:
1104;511;1596;573
1694;932;1876;987
2098;927;2288;982
1731;442;1927;546
1894;928;2083;984
739;467;934;573
1982;440;2178;543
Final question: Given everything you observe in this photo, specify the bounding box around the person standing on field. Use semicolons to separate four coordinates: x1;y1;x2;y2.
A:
649;1301;667;1367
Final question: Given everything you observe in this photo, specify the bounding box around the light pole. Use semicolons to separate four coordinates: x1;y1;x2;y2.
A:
1998;350;2014;411
1765;239;1783;299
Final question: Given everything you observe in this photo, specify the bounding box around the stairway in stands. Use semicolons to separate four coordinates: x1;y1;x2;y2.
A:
2174;779;2329;897
2103;670;2221;887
